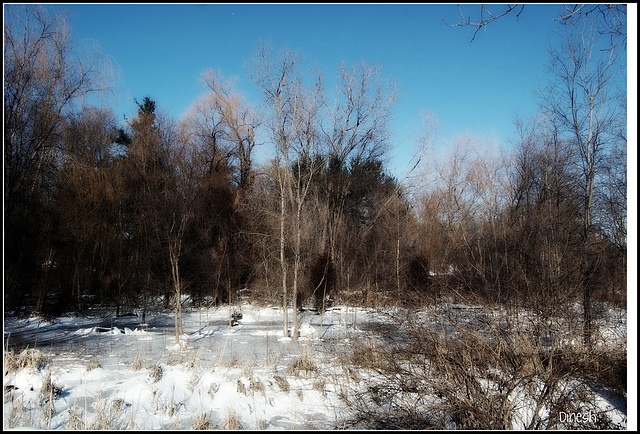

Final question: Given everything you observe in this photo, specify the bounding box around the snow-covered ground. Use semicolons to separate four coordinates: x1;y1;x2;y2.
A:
3;305;394;430
3;303;628;430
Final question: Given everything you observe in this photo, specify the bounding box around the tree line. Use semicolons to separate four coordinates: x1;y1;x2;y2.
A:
4;5;626;346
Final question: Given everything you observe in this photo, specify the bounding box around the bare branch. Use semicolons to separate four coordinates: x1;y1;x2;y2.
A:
555;4;627;51
443;4;525;42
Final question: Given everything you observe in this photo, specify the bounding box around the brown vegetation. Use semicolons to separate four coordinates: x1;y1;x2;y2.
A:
4;3;626;379
339;302;626;430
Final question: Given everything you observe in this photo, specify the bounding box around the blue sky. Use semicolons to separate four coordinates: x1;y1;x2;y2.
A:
42;3;629;176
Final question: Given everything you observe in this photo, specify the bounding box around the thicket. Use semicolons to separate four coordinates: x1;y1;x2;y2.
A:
4;5;627;350
340;301;627;429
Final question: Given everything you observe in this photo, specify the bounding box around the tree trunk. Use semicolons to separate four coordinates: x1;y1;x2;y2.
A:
170;243;183;345
292;204;302;341
280;190;288;338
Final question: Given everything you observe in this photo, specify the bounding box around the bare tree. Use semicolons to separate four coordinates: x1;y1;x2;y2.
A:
508;114;584;314
417;133;513;303
119;97;194;341
596;135;627;252
178;92;230;175
556;4;627;50
4;5;113;208
326;59;397;163
539;19;626;347
167;206;190;345
56;107;122;312
4;4;114;311
250;43;295;337
322;59;398;284
186;70;261;201
178;71;261;308
250;42;326;339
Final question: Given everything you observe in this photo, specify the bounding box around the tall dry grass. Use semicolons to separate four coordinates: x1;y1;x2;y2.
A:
339;302;626;430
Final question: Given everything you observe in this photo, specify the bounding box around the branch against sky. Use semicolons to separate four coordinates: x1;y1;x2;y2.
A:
443;4;526;42
444;3;627;50
555;4;627;50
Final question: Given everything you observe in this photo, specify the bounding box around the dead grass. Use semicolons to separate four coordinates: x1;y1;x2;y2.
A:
287;351;318;378
85;358;101;372
340;304;626;430
249;376;265;395
241;363;254;378
220;407;241;430
39;371;57;395
343;338;387;371
63;401;84;430
130;351;146;371
148;363;164;383
4;348;47;374
208;382;220;398
272;374;290;393
236;378;247;395
217;355;239;368
192;412;213;430
6;396;26;429
90;398;110;430
186;348;203;371
313;378;327;396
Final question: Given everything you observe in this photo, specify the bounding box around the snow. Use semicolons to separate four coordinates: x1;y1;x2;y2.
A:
3;303;628;430
3;305;373;430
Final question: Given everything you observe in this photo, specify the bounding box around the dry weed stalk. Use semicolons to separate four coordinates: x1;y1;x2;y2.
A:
313;378;327;396
91;398;109;430
249;376;265;395
272;374;290;393
149;363;164;382
192;412;212;430
6;396;26;429
288;350;318;378
220;407;241;430
345;338;387;371
237;378;248;395
39;370;63;427
4;348;46;374
341;303;625;430
63;401;84;430
85;358;100;372
131;351;146;371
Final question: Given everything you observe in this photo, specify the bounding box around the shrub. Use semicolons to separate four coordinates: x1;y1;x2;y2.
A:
406;253;431;292
308;253;336;313
342;303;626;430
230;308;242;326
